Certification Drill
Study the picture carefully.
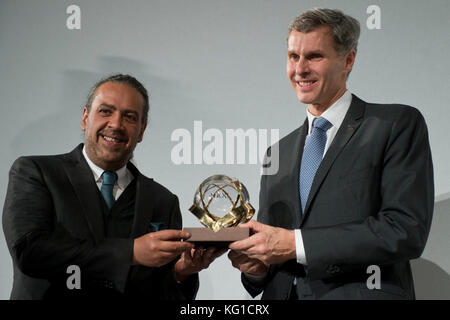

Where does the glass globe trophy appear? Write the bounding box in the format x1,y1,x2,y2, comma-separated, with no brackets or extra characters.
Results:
184,175,255,246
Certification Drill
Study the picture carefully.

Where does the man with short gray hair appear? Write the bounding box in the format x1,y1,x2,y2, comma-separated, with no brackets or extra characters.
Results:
288,8,360,55
228,8,434,300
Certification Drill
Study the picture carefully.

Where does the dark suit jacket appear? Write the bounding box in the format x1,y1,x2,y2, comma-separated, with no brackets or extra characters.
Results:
242,95,434,300
2,144,198,300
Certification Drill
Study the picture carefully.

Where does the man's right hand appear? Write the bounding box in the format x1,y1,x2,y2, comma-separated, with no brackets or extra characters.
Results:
132,230,194,267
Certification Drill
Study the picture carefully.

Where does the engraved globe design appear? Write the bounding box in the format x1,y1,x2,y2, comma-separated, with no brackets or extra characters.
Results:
197,175,244,216
190,175,254,232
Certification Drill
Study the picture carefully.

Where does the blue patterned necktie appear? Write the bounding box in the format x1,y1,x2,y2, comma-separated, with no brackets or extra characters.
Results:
299,117,333,214
101,171,118,209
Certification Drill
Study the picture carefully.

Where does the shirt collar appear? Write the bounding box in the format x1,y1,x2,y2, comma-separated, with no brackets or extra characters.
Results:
82,146,129,189
306,90,352,134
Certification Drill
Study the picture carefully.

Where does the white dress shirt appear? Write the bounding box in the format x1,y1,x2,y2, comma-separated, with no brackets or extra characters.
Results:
295,90,352,265
82,146,134,200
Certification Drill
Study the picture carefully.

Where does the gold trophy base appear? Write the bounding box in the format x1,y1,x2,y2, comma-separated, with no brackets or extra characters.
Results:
183,227,250,247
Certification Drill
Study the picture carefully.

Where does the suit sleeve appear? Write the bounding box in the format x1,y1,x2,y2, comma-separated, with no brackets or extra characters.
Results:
2,157,133,293
301,108,434,280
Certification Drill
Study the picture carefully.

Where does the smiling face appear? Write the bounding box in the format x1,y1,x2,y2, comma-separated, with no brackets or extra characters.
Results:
81,82,147,171
287,25,356,115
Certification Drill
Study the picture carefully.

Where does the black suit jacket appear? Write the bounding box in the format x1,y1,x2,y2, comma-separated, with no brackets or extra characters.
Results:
2,144,198,300
242,95,434,299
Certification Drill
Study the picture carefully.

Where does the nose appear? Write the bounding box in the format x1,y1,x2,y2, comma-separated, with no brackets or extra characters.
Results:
108,111,123,129
295,56,310,77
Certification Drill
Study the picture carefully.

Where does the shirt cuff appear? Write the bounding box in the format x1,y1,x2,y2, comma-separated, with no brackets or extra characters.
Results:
294,229,307,265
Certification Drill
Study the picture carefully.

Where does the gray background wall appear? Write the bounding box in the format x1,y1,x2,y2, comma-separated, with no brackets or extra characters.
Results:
1,0,449,299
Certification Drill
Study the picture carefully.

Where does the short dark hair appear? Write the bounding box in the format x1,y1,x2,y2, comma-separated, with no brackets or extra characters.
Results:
288,8,360,56
85,74,149,123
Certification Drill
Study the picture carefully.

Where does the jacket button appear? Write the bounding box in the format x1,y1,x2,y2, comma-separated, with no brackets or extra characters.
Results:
327,265,341,274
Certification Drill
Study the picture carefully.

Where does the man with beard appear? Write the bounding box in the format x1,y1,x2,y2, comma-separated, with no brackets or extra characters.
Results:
3,74,225,299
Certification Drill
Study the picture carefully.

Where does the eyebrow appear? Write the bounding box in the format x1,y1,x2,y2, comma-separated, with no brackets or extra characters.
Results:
99,103,140,117
287,49,326,58
99,103,117,110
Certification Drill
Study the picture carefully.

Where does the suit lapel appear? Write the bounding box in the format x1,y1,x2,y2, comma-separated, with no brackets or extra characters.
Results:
128,163,157,280
290,119,309,228
63,144,106,243
128,162,156,238
300,95,366,225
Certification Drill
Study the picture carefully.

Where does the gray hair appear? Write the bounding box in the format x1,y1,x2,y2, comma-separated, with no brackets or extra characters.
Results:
85,73,149,124
288,8,360,56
